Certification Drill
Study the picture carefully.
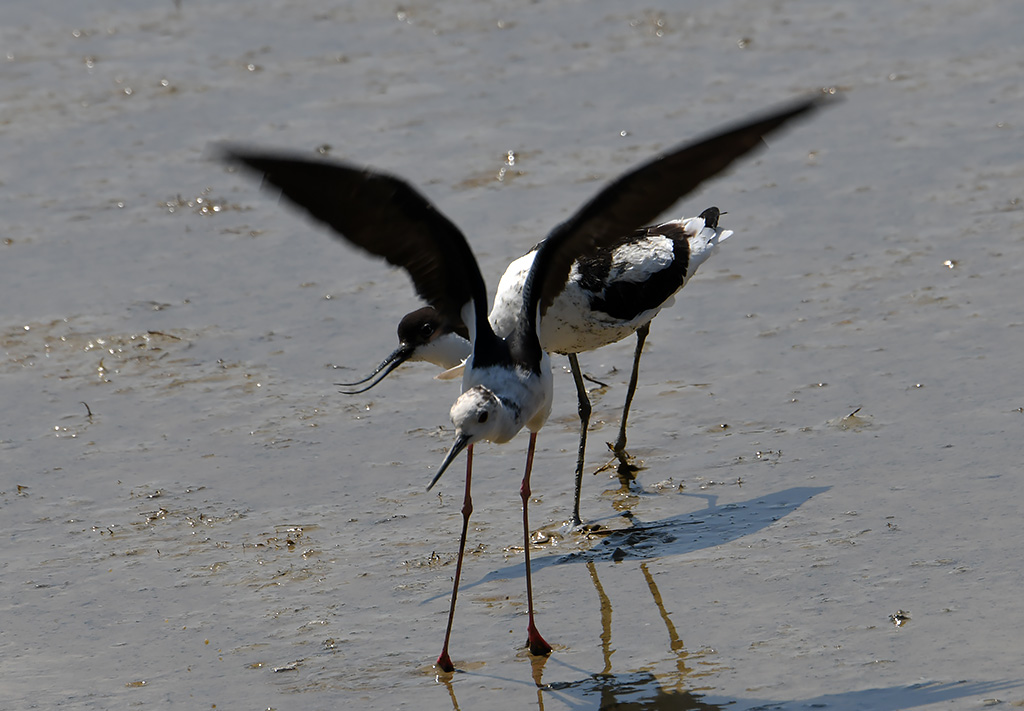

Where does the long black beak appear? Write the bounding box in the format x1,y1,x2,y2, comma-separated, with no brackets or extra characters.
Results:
336,343,413,394
427,432,472,491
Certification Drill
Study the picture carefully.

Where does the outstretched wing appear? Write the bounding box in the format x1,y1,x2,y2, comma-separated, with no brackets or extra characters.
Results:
523,95,831,338
220,150,493,346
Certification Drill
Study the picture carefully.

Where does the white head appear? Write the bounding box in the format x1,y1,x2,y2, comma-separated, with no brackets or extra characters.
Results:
449,385,503,442
426,385,503,490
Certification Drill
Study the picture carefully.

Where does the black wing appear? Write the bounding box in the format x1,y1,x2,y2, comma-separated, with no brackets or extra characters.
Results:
521,95,831,345
219,150,494,348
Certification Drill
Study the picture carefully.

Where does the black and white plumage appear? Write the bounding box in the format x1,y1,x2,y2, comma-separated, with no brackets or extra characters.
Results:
494,207,730,353
337,307,472,394
220,94,825,672
339,207,732,526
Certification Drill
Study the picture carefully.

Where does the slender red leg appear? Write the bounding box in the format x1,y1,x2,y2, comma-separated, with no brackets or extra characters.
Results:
520,432,553,656
436,445,473,673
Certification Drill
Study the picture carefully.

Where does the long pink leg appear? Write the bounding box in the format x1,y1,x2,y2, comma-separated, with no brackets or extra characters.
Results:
520,432,553,656
436,444,473,673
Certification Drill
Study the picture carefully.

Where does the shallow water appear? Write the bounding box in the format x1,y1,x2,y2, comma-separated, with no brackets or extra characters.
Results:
3,1,1024,709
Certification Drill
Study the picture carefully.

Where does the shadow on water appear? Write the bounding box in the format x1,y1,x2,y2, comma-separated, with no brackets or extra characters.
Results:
447,485,830,594
434,557,1019,710
535,679,1022,711
559,485,832,565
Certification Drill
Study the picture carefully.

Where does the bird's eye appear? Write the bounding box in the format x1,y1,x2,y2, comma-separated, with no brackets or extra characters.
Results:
477,412,489,424
420,323,435,338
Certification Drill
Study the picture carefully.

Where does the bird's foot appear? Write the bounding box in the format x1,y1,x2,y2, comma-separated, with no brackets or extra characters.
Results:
435,651,455,673
562,516,602,536
526,623,553,657
595,442,643,482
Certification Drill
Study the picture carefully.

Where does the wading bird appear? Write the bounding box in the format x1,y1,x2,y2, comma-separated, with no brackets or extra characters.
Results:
220,94,825,672
338,206,733,527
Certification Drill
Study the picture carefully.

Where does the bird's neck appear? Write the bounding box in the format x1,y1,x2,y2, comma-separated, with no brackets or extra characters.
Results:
462,361,551,443
414,331,472,369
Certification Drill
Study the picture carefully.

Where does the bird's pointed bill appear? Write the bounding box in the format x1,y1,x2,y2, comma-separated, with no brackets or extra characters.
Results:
427,432,472,490
336,343,415,394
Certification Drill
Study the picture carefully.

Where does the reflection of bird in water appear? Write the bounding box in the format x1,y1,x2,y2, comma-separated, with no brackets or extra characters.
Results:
337,208,733,527
221,95,826,672
539,560,724,710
